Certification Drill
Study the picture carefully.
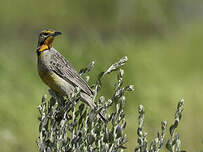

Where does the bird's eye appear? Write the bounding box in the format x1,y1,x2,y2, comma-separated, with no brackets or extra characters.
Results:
43,33,49,36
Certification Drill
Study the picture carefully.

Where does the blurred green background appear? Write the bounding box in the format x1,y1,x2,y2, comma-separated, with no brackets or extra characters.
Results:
0,0,203,151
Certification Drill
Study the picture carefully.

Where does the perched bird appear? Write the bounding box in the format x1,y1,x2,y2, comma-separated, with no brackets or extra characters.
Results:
36,29,106,123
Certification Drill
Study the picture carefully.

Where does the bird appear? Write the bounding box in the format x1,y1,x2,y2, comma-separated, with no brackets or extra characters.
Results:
36,29,107,123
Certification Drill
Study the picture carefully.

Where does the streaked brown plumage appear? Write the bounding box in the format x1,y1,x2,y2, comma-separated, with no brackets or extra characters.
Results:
37,29,106,123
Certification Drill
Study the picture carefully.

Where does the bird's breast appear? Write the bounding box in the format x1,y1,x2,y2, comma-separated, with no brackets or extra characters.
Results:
38,67,74,96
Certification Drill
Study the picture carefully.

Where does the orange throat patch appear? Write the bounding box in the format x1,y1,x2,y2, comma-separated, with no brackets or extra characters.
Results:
39,36,55,52
39,44,49,52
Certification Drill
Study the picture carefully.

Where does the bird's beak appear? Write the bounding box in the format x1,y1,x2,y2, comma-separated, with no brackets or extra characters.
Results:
50,31,62,37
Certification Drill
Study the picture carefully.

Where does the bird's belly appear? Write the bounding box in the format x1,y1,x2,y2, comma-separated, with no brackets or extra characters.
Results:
38,70,74,96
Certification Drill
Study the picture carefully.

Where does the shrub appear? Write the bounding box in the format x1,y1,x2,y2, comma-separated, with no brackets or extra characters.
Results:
36,56,185,152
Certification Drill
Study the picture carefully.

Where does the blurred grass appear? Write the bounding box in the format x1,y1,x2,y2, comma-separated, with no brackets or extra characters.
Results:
0,0,203,151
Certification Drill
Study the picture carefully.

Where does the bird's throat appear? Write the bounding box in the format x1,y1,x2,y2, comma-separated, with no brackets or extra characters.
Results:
39,37,55,52
39,44,49,52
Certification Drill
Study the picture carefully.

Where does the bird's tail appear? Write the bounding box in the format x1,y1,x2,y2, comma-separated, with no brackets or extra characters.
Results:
80,92,108,124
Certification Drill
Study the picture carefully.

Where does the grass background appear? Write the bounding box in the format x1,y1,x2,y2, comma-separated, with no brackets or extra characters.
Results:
0,0,203,151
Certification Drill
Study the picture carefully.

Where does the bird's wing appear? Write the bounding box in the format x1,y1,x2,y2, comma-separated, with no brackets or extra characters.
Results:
49,48,94,96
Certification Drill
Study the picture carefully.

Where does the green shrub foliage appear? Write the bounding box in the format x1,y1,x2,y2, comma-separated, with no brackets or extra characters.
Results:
37,56,185,152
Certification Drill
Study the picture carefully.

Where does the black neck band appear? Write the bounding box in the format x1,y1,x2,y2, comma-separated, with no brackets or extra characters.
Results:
36,48,49,56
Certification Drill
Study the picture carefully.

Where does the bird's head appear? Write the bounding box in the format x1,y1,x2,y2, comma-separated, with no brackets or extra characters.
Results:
37,29,62,54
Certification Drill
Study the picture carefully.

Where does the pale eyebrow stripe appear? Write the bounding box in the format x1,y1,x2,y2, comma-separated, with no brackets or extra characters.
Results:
44,30,54,34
